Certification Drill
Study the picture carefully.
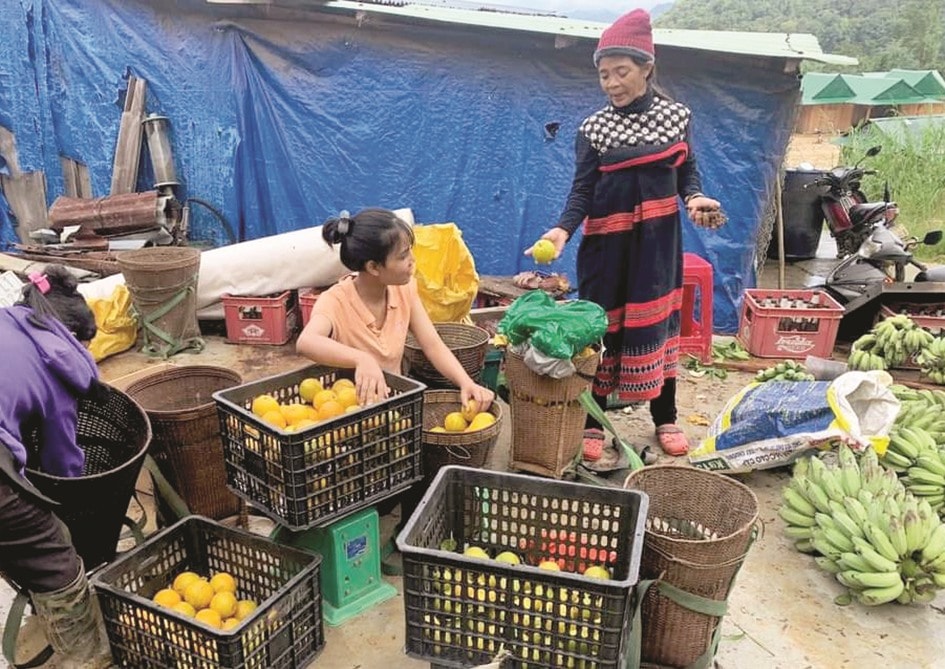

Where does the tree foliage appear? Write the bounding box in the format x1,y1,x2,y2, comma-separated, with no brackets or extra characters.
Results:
655,0,945,74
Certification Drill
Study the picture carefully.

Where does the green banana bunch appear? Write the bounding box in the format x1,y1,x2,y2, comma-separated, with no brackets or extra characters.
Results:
850,315,930,371
903,448,945,515
780,445,945,605
916,336,945,385
754,359,815,383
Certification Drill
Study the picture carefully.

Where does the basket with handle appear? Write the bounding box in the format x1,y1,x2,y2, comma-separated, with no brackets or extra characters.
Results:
125,365,244,521
403,322,489,388
623,466,759,668
504,347,599,478
419,389,503,474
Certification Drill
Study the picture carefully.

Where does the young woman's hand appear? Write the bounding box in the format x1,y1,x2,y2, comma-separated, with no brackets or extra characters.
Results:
354,353,390,406
524,227,569,260
460,382,494,414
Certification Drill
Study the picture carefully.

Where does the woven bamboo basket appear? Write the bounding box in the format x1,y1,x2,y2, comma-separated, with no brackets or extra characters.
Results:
117,246,202,358
125,365,243,520
420,390,503,475
623,466,759,668
404,323,489,388
504,348,599,478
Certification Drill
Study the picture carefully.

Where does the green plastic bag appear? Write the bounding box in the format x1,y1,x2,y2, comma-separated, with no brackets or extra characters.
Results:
497,291,607,359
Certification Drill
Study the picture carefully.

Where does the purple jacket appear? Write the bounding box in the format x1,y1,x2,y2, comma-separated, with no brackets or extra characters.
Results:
0,305,98,478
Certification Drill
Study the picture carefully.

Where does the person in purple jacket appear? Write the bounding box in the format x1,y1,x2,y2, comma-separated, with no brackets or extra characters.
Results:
0,265,109,664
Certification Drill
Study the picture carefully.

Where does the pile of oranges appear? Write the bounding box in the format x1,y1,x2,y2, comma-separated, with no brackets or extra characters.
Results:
250,377,360,431
151,571,258,631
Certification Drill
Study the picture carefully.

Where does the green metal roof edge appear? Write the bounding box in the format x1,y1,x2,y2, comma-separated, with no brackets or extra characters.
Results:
206,0,858,65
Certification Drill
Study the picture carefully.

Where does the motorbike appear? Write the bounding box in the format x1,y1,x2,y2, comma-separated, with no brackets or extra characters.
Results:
805,145,886,258
817,223,944,305
799,144,944,305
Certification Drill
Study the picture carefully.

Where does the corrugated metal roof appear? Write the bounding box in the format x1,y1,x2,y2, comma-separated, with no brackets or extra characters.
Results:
801,72,932,106
207,0,857,65
863,69,945,98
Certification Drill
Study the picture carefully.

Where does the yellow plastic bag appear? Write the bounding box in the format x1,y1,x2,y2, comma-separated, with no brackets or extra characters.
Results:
86,284,138,362
413,223,479,322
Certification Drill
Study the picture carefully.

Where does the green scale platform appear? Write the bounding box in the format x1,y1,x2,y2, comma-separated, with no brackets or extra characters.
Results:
272,507,397,626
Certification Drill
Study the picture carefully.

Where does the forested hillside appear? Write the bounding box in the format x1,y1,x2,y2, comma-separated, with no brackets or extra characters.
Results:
655,0,945,73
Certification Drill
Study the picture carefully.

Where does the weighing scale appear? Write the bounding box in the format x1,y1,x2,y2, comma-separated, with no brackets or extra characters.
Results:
271,506,397,626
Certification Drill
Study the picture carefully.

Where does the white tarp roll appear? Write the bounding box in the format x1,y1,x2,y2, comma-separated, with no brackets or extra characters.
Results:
77,209,415,319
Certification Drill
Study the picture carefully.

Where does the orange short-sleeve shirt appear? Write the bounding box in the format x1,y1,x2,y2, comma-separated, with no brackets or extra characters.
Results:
311,275,416,373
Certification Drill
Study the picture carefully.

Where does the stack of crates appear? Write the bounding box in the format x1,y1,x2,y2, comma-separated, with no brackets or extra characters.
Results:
212,364,425,530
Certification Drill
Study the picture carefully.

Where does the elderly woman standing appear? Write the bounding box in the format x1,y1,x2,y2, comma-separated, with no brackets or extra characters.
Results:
528,8,724,456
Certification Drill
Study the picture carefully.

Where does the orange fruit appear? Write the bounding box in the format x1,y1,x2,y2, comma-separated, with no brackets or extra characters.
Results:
298,378,323,403
234,600,258,621
335,387,358,409
153,588,181,608
172,571,202,597
251,394,280,418
443,412,467,432
294,418,318,431
171,601,196,618
222,617,241,631
184,580,215,610
261,410,287,429
344,404,361,414
209,591,238,619
195,608,223,629
209,572,237,594
280,403,310,426
317,400,345,421
331,378,355,393
312,389,338,409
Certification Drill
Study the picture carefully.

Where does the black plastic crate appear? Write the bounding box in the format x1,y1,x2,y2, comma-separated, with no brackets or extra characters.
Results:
213,364,425,530
93,516,323,669
396,466,648,668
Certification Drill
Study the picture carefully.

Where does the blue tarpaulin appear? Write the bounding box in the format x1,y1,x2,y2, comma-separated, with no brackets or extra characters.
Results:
0,0,797,332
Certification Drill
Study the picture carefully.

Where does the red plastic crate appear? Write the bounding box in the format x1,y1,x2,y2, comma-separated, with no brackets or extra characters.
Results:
298,287,323,328
737,289,843,359
222,291,299,345
879,302,945,336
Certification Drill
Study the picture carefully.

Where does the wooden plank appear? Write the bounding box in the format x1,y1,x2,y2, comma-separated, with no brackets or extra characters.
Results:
61,156,78,197
76,162,92,198
59,157,93,198
0,171,49,243
109,76,147,195
0,125,20,177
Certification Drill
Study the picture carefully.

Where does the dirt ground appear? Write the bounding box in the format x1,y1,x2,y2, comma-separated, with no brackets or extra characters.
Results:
784,133,842,170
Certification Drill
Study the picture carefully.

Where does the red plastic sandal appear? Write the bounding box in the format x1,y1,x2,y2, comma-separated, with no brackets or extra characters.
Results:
655,424,690,456
582,429,606,461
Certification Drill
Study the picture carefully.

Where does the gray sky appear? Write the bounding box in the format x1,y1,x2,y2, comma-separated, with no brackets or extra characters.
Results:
475,1,664,22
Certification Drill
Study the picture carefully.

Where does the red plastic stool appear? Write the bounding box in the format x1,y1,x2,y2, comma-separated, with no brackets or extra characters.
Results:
680,253,714,363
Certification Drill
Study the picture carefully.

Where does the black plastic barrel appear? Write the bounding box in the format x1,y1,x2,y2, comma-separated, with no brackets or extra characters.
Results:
768,169,827,260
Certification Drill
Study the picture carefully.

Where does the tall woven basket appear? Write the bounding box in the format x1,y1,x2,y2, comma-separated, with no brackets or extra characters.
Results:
504,348,598,478
117,246,203,358
404,323,489,388
420,389,503,476
125,365,243,521
623,466,759,668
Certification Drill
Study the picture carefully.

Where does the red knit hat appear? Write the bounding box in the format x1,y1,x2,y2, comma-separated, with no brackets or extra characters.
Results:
594,9,655,66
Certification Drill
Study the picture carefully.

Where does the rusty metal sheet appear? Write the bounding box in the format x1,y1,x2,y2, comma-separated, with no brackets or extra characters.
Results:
48,191,162,235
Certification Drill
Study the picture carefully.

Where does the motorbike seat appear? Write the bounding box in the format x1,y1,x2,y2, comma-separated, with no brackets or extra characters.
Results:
849,202,890,228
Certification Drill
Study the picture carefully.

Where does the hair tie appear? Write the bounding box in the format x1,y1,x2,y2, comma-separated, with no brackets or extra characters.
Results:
28,272,50,295
337,210,352,236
